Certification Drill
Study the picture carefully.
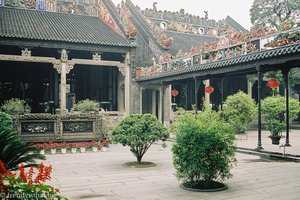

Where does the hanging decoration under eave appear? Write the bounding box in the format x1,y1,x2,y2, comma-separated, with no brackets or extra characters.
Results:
205,86,214,94
267,79,280,96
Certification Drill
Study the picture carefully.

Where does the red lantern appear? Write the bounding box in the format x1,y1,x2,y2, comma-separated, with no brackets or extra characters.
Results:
267,79,280,89
205,86,214,94
171,89,179,97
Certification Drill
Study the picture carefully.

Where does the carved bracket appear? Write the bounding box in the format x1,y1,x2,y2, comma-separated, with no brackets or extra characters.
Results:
53,61,74,74
118,66,126,77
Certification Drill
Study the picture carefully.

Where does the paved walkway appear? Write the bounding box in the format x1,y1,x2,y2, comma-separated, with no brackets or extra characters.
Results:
236,129,300,157
46,129,300,200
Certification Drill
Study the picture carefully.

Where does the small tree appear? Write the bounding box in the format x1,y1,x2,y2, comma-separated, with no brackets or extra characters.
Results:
172,108,236,190
223,91,257,133
111,114,168,164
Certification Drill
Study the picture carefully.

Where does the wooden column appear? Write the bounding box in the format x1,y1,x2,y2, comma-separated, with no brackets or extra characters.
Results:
256,67,263,150
282,69,291,146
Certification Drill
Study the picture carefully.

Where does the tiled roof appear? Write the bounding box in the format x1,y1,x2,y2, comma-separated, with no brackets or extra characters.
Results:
225,16,248,33
136,43,300,82
0,7,135,47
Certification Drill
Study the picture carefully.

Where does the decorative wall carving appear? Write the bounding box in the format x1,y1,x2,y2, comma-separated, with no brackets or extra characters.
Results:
63,121,93,133
21,48,31,57
92,53,102,61
21,122,54,134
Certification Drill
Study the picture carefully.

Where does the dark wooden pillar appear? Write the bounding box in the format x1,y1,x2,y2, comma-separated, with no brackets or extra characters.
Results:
256,67,263,150
282,69,291,146
161,82,165,124
194,77,199,114
217,78,224,113
182,83,188,110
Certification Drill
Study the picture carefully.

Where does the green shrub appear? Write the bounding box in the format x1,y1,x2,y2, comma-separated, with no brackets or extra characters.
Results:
261,95,300,121
74,99,101,112
1,98,31,115
172,108,236,186
223,91,257,133
262,95,300,136
111,114,169,164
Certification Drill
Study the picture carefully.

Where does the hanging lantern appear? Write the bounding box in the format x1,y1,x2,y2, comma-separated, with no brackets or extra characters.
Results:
205,86,214,94
171,89,179,97
267,79,280,89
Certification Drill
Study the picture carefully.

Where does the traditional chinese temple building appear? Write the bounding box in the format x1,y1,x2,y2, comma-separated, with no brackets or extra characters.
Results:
2,0,298,142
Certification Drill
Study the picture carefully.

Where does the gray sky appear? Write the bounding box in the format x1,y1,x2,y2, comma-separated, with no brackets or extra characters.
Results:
111,0,254,30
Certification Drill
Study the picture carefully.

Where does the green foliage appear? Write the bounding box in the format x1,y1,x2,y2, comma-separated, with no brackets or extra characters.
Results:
223,91,257,133
0,112,13,130
266,119,285,136
74,99,101,112
1,98,31,115
250,0,300,30
172,109,236,184
261,95,300,121
2,176,68,200
111,114,169,164
262,95,300,136
0,112,45,170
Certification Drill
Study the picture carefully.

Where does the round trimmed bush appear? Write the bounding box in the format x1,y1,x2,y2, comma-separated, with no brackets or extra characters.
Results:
172,109,236,190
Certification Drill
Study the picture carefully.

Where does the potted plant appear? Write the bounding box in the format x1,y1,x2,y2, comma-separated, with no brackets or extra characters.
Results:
90,140,102,152
101,140,110,152
266,119,285,144
79,142,88,153
69,143,78,153
172,107,236,191
48,142,59,155
262,95,300,145
59,142,69,154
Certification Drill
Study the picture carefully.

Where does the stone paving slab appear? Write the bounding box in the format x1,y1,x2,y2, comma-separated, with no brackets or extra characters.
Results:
46,141,300,200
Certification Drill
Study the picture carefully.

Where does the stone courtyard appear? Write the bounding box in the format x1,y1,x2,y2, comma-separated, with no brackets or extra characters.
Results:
47,130,300,200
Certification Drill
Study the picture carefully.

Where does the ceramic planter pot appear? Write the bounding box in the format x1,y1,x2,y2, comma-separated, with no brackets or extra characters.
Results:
61,148,67,154
50,148,57,155
92,146,98,152
80,147,86,153
71,148,77,153
270,135,281,145
40,149,45,155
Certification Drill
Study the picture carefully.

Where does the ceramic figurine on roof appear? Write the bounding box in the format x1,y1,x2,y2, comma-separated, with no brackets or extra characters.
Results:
119,0,138,38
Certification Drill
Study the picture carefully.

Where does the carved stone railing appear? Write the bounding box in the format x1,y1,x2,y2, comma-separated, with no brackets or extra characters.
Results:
12,113,105,142
12,111,126,142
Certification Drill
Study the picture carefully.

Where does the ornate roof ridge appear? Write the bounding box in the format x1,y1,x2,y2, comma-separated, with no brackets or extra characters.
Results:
140,4,219,28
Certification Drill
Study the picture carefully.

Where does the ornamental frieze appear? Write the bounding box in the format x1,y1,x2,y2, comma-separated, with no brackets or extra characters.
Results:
21,122,54,134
